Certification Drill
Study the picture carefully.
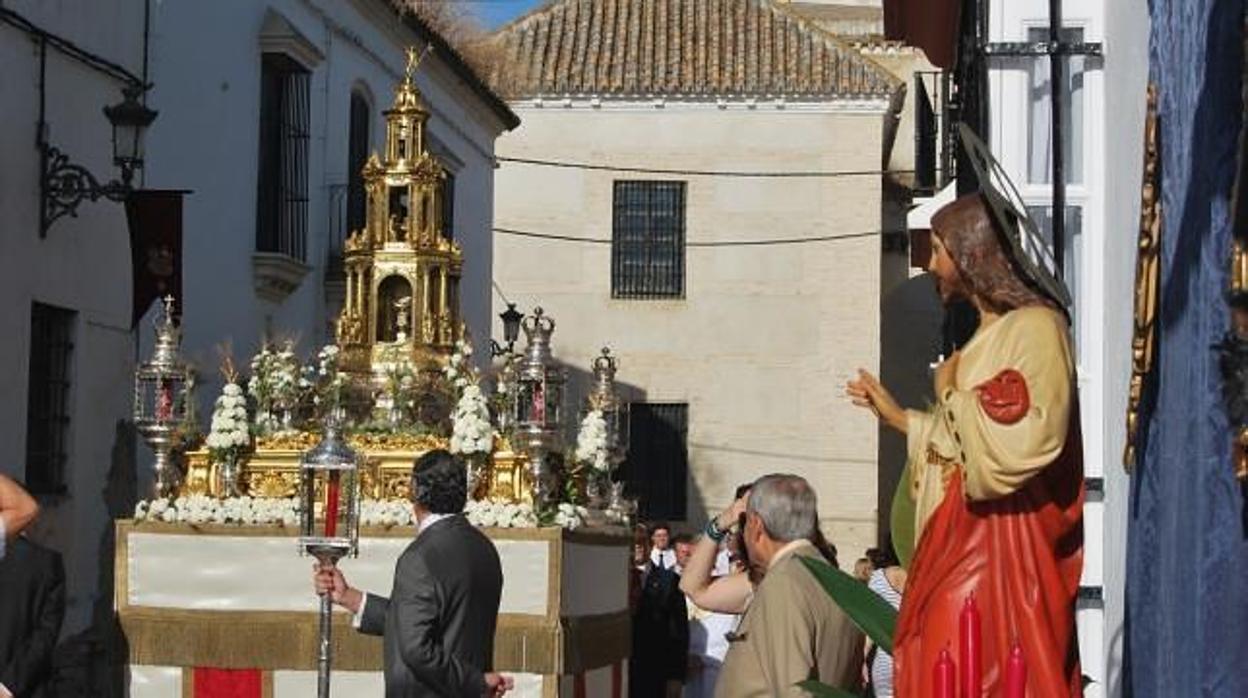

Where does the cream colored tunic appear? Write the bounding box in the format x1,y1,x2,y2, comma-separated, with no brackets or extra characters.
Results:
903,306,1074,539
715,541,864,697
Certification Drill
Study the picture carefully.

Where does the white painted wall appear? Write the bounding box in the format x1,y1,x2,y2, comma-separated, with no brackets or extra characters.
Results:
1099,5,1150,696
0,0,147,639
493,99,894,561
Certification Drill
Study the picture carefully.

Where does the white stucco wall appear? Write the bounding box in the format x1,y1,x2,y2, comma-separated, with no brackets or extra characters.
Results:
493,100,891,560
0,0,147,638
1100,5,1150,696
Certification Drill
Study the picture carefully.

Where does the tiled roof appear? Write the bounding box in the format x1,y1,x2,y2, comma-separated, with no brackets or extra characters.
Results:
486,0,901,99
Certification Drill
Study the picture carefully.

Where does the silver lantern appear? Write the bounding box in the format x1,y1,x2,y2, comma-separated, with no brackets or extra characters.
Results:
512,307,566,505
133,296,192,498
298,416,362,698
585,347,629,507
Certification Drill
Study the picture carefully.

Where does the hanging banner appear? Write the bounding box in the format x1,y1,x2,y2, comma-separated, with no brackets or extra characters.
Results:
125,189,189,327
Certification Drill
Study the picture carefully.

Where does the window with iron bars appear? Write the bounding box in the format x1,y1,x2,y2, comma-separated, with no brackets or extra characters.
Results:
256,53,310,261
25,302,75,495
621,403,688,521
612,181,686,299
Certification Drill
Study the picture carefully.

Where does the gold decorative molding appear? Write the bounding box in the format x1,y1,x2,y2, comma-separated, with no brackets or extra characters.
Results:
1124,83,1162,471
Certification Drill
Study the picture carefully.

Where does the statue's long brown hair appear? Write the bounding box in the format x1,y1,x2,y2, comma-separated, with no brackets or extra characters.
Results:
931,194,1055,314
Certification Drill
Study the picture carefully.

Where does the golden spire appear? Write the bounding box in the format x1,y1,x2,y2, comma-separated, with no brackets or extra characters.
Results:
391,45,432,115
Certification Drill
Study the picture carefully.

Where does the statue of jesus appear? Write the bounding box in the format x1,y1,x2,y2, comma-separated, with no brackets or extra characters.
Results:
847,192,1084,697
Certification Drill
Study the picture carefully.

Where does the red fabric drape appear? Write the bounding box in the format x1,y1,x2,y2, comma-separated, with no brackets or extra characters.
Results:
883,0,962,69
193,668,262,698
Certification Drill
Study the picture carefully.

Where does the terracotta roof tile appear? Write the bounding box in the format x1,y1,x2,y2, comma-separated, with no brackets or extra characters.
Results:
487,0,899,99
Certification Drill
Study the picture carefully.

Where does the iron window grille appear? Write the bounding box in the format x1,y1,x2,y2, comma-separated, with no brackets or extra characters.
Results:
256,53,310,262
622,402,689,521
612,181,686,299
25,302,75,495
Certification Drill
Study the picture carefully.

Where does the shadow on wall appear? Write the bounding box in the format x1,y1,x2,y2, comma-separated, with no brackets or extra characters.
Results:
877,272,944,550
48,419,138,698
556,364,700,527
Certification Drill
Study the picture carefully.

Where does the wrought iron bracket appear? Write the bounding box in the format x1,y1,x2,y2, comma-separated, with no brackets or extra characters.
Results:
39,143,133,237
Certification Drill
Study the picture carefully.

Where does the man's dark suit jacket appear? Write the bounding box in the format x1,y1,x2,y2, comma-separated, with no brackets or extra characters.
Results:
0,537,65,698
359,515,503,698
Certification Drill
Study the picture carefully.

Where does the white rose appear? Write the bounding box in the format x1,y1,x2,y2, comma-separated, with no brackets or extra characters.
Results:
160,508,177,523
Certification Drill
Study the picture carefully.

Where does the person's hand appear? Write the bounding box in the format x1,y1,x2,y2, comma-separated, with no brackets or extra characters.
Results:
0,682,12,698
846,369,907,434
484,673,514,697
934,351,961,396
313,562,363,613
715,494,748,531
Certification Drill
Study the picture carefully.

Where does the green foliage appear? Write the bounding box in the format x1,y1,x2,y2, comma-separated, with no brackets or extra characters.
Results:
797,556,898,654
794,681,862,698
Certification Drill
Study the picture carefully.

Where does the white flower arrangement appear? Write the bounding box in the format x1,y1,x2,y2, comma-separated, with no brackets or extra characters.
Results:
303,344,345,413
450,384,495,456
575,409,612,473
131,496,588,530
442,339,476,397
206,382,251,464
464,500,538,528
248,342,302,433
359,499,416,527
133,495,300,526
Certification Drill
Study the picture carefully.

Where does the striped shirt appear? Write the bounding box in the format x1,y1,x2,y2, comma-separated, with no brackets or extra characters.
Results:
867,568,903,697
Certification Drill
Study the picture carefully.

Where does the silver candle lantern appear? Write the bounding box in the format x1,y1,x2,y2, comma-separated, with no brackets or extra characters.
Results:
512,307,566,505
298,416,361,698
585,347,629,507
133,296,192,498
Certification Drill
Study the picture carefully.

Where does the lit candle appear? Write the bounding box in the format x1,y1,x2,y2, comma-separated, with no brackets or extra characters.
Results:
934,648,956,698
1004,641,1027,698
324,471,341,538
960,594,982,698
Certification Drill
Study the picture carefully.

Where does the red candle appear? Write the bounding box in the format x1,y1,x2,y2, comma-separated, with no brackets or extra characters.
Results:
324,472,341,538
934,648,956,698
960,594,982,698
1004,641,1027,698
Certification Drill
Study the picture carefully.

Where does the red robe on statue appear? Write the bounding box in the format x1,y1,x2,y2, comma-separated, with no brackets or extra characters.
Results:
892,307,1084,697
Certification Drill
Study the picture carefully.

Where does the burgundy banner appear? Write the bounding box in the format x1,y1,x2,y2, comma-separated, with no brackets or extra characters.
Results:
125,189,188,327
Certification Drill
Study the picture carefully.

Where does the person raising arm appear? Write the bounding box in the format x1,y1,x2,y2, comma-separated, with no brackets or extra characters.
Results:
0,475,38,560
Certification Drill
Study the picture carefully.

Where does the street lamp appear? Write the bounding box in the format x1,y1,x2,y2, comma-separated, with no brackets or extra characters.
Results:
40,84,158,236
490,302,525,357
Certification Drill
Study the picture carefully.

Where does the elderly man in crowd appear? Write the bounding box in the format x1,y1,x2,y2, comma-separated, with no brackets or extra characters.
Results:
716,474,863,697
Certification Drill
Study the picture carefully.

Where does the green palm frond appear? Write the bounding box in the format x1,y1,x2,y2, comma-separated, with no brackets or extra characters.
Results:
795,680,863,697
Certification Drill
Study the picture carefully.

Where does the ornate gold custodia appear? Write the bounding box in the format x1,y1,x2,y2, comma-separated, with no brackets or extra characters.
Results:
337,46,463,385
1124,84,1162,471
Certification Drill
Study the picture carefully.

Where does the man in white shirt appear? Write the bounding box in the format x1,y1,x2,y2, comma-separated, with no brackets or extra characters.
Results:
650,522,677,570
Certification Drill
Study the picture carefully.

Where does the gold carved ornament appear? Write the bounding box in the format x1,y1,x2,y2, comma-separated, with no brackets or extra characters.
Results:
1124,84,1162,472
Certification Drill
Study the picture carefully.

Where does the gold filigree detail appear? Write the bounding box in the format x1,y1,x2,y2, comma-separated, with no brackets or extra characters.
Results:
257,431,321,451
246,469,300,499
1124,84,1162,471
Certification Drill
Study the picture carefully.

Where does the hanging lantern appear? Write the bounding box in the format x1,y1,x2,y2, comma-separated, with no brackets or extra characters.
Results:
298,415,362,698
133,296,192,498
512,307,566,504
588,347,629,466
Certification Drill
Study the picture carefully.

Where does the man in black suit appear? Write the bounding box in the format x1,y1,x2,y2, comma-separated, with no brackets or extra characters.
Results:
0,476,64,698
314,450,511,697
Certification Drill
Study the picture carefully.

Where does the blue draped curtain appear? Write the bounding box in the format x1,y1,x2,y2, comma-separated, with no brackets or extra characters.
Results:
1126,0,1248,696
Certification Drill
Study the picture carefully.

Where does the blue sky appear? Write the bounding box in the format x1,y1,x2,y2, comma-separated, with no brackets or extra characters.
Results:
462,0,545,29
